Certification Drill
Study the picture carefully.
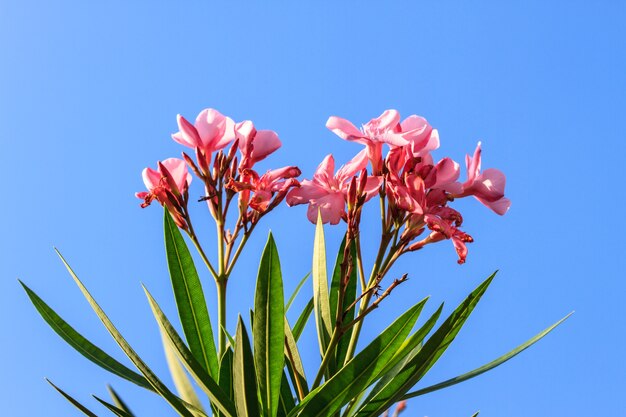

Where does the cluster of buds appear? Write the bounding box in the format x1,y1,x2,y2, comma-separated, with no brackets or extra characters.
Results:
137,108,301,239
226,166,301,227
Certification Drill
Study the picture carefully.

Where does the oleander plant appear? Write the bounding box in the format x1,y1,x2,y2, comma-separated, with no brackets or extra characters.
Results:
22,108,570,417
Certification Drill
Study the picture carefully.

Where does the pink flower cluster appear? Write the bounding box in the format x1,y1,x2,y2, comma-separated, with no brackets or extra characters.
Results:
287,110,510,264
136,107,508,264
136,109,300,229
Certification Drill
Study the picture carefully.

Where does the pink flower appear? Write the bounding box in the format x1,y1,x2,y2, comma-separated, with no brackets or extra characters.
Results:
455,142,511,215
172,108,235,154
136,158,192,228
236,120,282,169
287,150,382,224
326,110,409,173
226,166,300,213
425,214,474,264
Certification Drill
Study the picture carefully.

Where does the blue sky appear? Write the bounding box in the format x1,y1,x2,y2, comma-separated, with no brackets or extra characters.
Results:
1,1,625,416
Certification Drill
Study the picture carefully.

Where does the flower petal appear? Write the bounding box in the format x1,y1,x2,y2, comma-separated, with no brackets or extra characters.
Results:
161,158,191,191
368,109,400,132
142,167,162,190
286,180,328,206
313,154,335,185
363,176,383,201
326,116,366,142
172,114,201,148
307,192,345,225
251,130,281,162
336,149,369,183
476,196,511,215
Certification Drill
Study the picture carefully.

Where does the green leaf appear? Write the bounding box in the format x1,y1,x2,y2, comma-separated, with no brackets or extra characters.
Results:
471,412,480,417
278,371,296,417
254,233,285,417
160,323,206,414
329,237,358,370
286,272,310,312
312,214,333,358
347,303,441,417
54,251,194,417
372,301,440,384
284,317,309,399
233,317,261,417
20,281,151,391
93,395,134,417
292,297,314,341
293,301,426,417
164,211,219,378
221,325,237,350
402,312,573,399
217,349,234,417
46,379,97,417
107,385,135,417
353,273,496,417
144,287,237,417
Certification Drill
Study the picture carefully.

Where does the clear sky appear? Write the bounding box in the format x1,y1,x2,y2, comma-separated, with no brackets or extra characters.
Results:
1,1,625,416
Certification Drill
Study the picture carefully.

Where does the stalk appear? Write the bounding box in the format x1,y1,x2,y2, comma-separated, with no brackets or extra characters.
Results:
216,278,228,356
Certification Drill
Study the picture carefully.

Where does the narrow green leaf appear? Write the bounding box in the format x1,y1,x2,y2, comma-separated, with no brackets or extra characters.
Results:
254,233,285,417
221,325,236,350
347,304,442,417
93,395,133,417
402,312,573,399
312,214,333,358
144,287,237,417
354,273,496,417
160,324,206,414
233,317,261,417
372,301,440,384
292,297,314,341
284,317,309,398
20,281,151,391
293,301,425,417
217,349,234,417
107,385,135,417
286,272,310,312
278,371,296,417
471,412,480,417
164,211,219,378
54,251,194,417
46,379,97,417
329,237,358,370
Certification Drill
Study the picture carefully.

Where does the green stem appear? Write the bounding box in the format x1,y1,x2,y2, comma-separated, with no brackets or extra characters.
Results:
186,230,219,281
342,230,394,365
217,221,225,276
311,329,342,389
216,279,228,357
225,228,253,278
355,235,367,293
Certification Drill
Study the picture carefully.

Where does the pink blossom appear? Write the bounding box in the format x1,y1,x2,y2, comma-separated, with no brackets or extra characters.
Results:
455,142,511,215
172,108,235,154
235,120,281,169
425,214,474,264
326,110,409,172
226,166,300,213
287,150,382,224
136,158,192,228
